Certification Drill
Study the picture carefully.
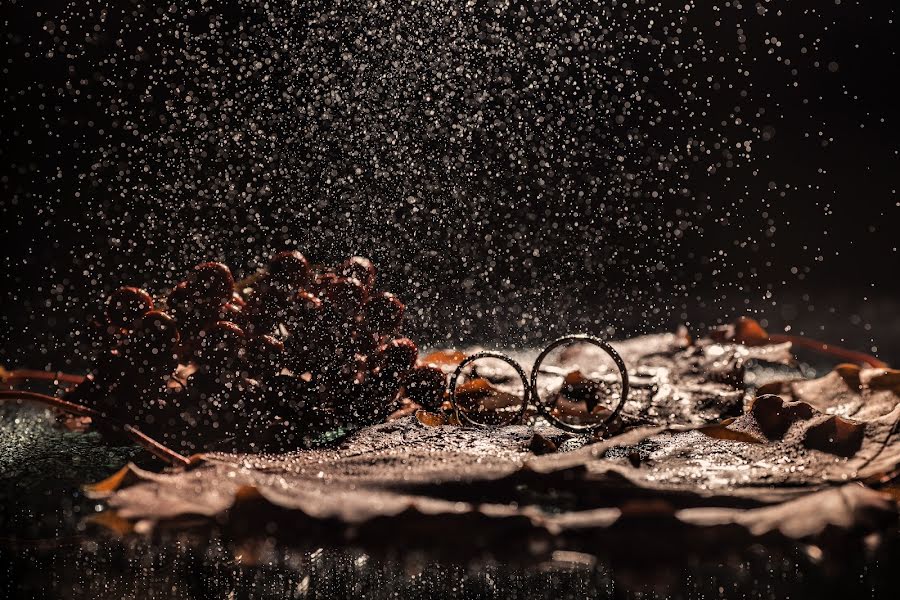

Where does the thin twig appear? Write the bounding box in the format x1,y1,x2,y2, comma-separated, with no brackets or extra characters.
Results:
769,333,888,369
0,390,100,418
0,390,190,467
1,369,85,386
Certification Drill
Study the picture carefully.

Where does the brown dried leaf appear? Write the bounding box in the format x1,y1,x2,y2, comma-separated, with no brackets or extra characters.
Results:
679,484,897,540
94,414,899,559
522,389,900,504
530,323,794,426
415,409,447,427
696,419,763,444
92,325,900,558
420,349,468,371
759,364,900,420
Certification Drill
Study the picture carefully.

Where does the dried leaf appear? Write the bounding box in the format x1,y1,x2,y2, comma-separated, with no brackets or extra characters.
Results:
696,419,763,444
94,414,900,559
420,349,468,371
759,364,900,420
91,324,900,558
415,409,451,427
678,484,897,541
527,432,558,455
529,323,794,426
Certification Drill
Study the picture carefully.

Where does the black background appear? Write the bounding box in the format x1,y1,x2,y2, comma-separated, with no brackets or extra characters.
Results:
2,1,898,369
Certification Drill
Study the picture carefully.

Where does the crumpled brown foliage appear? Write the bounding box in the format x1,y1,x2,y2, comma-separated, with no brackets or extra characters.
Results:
89,322,900,560
538,327,795,426
442,325,795,429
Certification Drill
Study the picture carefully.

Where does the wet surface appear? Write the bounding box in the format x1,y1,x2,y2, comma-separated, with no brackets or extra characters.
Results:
6,537,900,600
4,338,900,599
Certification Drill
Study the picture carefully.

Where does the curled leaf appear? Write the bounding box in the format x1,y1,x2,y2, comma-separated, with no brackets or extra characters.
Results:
420,349,467,371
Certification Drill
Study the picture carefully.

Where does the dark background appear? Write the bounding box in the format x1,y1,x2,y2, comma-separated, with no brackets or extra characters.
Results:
2,0,898,370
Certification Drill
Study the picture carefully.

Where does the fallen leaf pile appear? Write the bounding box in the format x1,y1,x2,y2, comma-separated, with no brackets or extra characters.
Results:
87,320,900,562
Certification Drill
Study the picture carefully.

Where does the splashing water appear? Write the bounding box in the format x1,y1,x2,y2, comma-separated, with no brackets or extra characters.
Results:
2,2,898,366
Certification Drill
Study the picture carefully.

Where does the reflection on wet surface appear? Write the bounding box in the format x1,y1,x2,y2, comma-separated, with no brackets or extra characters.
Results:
7,538,898,600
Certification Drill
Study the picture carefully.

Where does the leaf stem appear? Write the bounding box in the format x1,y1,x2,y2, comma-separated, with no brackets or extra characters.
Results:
0,390,190,467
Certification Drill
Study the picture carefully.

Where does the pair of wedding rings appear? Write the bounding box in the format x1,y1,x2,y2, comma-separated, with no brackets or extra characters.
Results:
447,334,630,434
